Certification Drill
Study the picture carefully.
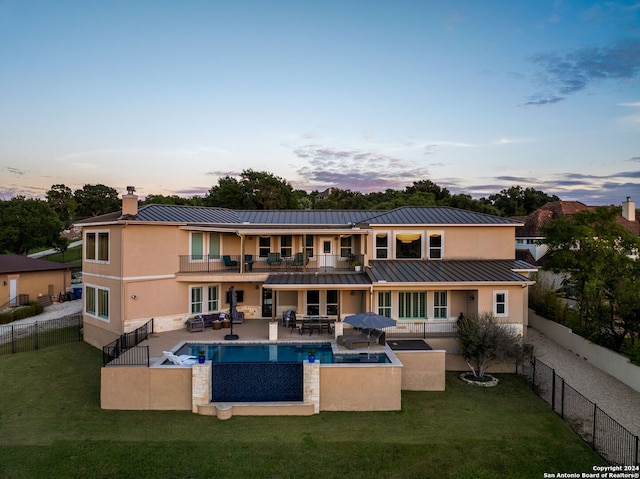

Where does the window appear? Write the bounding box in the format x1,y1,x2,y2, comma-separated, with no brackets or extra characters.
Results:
208,233,220,259
259,237,271,258
304,235,314,258
396,233,422,258
85,231,109,262
428,231,443,259
191,287,203,314
399,292,427,319
378,291,392,318
86,233,96,260
326,290,338,316
340,236,352,258
85,285,109,321
375,233,388,259
434,291,448,319
494,291,508,317
191,233,203,260
207,286,219,312
280,235,292,258
306,290,320,316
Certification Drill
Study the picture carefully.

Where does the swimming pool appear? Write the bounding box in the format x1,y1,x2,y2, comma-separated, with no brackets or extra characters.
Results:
175,342,391,364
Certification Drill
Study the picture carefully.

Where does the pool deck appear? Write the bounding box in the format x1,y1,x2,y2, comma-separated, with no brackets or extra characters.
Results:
142,319,387,362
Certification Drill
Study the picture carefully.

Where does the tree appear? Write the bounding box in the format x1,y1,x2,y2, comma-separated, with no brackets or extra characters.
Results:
205,170,298,210
46,184,77,229
73,184,120,219
0,197,63,254
485,186,559,216
542,206,640,351
456,312,523,379
204,176,246,208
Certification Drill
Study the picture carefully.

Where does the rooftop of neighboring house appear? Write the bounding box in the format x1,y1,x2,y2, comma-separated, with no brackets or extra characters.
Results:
0,254,72,274
514,199,640,238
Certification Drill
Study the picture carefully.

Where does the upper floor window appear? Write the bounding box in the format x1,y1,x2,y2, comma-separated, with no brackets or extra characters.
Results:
259,237,271,258
375,233,388,259
304,235,314,258
494,291,508,317
428,231,443,259
280,235,292,258
209,233,220,258
191,232,204,260
340,236,352,258
396,233,422,259
85,231,109,262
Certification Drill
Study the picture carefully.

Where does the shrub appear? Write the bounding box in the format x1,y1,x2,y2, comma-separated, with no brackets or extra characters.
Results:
456,312,523,378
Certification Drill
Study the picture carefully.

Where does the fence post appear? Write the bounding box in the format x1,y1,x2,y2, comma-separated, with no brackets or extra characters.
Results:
592,404,597,448
560,378,565,419
551,368,556,412
635,434,638,466
34,321,39,350
532,356,536,390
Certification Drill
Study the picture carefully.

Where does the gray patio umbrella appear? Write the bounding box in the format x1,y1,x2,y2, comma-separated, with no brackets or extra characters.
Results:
343,312,397,358
343,312,397,330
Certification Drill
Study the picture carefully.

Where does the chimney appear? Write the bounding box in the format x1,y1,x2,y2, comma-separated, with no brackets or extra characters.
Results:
622,197,635,222
122,186,138,216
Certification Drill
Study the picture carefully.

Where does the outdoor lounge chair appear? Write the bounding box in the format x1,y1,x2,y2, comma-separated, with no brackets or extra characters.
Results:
343,329,385,350
337,329,371,346
291,252,309,268
267,252,282,267
223,255,238,269
162,351,197,366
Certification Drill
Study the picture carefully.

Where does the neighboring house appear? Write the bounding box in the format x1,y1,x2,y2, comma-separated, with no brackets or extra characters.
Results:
77,190,536,350
0,254,72,307
514,197,639,264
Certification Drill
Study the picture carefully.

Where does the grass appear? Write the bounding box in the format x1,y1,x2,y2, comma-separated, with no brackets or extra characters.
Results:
0,343,604,478
41,246,83,268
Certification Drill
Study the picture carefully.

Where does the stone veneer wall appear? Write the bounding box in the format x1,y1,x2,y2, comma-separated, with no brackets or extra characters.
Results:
303,360,320,413
192,362,212,412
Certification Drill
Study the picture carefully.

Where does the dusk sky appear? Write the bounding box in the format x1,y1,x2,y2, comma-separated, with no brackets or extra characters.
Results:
1,1,639,205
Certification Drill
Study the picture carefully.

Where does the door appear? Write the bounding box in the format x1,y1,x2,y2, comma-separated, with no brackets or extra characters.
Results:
318,238,336,268
9,279,17,307
261,288,273,318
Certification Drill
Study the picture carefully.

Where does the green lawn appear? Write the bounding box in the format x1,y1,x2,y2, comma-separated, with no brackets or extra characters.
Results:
39,245,83,269
0,343,603,478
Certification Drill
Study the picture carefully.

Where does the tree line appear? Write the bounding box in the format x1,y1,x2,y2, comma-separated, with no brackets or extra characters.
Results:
0,170,560,255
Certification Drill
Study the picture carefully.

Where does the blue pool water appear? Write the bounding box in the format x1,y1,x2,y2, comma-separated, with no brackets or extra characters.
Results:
175,342,390,364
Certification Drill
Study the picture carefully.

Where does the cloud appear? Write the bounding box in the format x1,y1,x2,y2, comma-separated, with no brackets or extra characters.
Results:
525,38,640,105
2,166,26,177
630,157,640,162
292,144,430,192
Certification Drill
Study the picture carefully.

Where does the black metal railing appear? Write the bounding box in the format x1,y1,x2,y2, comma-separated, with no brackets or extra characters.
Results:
102,319,154,367
0,294,30,310
520,356,639,465
178,253,365,274
0,313,83,355
385,321,458,338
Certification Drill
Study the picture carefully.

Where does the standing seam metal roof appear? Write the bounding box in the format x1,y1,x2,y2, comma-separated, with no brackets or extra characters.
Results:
367,260,534,283
364,206,520,225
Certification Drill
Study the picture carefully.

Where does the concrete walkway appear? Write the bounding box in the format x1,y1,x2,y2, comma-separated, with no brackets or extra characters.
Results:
526,326,640,437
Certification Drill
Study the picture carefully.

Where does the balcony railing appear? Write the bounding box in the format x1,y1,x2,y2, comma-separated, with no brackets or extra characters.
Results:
178,254,364,274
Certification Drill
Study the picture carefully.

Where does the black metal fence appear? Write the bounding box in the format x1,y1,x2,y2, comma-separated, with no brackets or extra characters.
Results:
0,314,83,355
102,319,154,367
385,321,457,338
520,356,639,465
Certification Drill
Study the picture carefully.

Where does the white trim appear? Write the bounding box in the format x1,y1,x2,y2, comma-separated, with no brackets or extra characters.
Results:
82,272,177,281
493,290,508,317
84,282,110,323
427,230,444,260
85,230,110,264
393,230,423,259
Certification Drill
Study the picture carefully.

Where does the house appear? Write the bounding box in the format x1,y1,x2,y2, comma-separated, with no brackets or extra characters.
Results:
77,190,536,351
0,254,73,307
514,197,639,264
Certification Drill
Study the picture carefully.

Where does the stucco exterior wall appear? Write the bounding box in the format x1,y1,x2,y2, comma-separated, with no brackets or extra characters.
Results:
1,269,71,304
319,365,402,411
395,350,446,390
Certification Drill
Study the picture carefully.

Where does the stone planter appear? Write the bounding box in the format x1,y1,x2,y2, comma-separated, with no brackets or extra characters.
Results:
459,372,499,387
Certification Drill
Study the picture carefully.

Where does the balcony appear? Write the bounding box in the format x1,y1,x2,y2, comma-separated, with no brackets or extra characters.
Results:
178,254,364,274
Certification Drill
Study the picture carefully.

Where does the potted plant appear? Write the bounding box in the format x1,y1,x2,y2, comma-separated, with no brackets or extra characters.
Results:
198,349,206,364
307,349,316,363
353,261,362,272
